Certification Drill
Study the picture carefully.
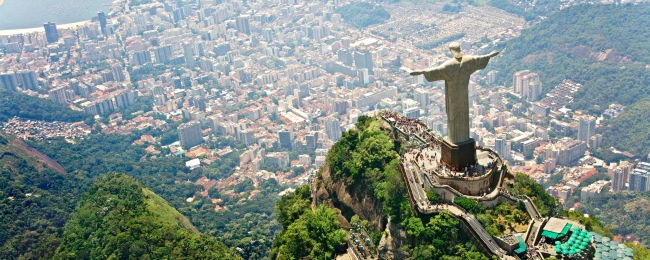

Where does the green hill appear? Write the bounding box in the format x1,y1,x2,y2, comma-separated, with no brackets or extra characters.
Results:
335,2,390,28
0,133,79,259
578,191,650,248
600,99,650,157
0,90,88,122
53,172,241,260
273,116,491,259
492,3,650,111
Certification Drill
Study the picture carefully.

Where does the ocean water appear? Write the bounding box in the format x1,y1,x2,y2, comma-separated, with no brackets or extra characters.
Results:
0,0,114,30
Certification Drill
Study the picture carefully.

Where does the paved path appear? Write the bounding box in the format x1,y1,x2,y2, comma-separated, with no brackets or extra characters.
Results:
399,161,507,257
384,113,541,258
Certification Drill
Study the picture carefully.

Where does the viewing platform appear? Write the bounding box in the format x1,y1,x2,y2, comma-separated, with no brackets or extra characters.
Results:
381,111,504,196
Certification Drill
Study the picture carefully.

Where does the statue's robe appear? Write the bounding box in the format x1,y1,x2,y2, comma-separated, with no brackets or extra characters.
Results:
423,55,491,144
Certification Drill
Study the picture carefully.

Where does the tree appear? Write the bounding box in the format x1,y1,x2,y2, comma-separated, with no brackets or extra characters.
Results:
275,185,311,229
404,217,425,237
523,149,534,160
455,197,486,214
426,190,440,202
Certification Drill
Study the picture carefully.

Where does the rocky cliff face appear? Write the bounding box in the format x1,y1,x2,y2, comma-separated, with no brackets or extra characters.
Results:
315,163,385,232
315,162,409,259
377,219,410,260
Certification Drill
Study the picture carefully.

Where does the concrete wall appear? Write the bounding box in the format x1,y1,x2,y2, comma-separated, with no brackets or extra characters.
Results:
477,194,518,208
432,166,503,196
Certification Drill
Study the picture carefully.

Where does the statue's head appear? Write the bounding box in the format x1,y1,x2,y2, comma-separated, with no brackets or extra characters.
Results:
449,42,463,59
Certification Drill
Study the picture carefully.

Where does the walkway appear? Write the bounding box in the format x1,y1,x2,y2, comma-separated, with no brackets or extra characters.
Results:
463,213,508,256
399,161,507,257
523,197,542,219
383,112,541,259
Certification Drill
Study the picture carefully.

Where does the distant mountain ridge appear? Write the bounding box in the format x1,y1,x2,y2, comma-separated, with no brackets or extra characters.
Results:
492,3,650,111
491,3,650,157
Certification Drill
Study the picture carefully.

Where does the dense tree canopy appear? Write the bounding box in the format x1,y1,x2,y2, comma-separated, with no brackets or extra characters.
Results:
600,99,650,157
272,185,347,259
335,2,390,28
53,172,240,259
0,90,88,122
508,173,559,217
26,129,282,259
455,197,486,214
326,116,410,222
578,191,650,247
404,211,491,260
0,134,80,259
491,4,650,111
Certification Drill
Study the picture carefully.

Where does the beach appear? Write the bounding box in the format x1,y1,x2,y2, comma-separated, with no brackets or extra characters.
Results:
0,20,91,36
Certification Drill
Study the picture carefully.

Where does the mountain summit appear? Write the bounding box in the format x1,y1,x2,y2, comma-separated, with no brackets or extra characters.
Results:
53,172,241,260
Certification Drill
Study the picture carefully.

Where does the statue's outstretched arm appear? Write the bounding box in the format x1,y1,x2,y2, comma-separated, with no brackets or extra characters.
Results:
410,66,447,82
467,51,500,72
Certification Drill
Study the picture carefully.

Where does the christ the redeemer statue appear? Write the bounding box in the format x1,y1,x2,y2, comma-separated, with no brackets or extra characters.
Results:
411,42,499,144
410,42,498,170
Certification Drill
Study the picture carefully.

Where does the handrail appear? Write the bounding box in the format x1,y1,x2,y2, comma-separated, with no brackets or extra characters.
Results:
381,113,519,258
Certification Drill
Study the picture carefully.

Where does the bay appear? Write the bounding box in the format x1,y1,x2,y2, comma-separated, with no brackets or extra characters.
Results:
0,0,114,30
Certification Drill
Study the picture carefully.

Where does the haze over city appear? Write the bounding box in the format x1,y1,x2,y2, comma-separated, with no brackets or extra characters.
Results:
1,0,649,259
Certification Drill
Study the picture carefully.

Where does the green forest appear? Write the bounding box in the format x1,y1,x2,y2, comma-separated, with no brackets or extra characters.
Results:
600,99,650,157
0,133,78,259
402,211,492,259
326,116,410,222
508,173,559,217
578,191,650,247
335,2,391,28
0,131,250,259
491,4,650,111
0,90,88,122
320,116,492,258
271,185,347,259
53,172,240,259
21,128,283,259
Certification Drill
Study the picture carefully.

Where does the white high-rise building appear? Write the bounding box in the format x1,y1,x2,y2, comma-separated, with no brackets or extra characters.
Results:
49,87,67,104
487,70,498,86
178,121,203,150
17,70,38,90
414,88,430,109
183,42,195,68
527,80,543,101
578,115,596,142
323,116,341,142
111,63,126,82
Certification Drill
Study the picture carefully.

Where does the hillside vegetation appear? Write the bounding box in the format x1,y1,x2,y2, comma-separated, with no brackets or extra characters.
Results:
53,172,240,260
0,90,88,122
508,173,559,217
0,133,79,259
325,116,408,222
600,99,650,157
271,185,347,259
335,2,390,28
492,4,650,111
578,191,650,248
29,129,282,258
306,116,491,258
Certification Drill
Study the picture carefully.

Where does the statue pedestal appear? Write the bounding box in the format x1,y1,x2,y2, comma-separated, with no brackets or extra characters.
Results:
441,138,476,170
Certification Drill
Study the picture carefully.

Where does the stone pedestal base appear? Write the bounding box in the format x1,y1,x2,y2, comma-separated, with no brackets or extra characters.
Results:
441,138,477,171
